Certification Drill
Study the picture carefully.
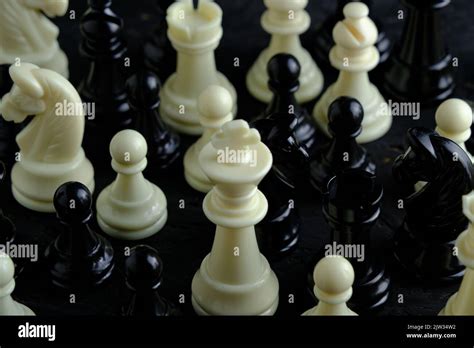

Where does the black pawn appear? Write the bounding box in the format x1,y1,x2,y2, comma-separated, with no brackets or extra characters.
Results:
252,112,310,259
124,245,180,316
126,70,180,169
313,0,391,67
78,0,132,134
45,182,115,290
308,170,391,313
383,0,455,103
310,97,376,192
0,162,15,246
259,54,317,153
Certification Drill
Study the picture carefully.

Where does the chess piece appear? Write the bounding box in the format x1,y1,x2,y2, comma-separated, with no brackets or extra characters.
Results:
435,99,474,162
310,97,376,192
0,65,16,163
313,0,391,67
302,255,357,316
440,192,474,315
97,130,168,240
191,120,279,315
247,0,323,104
0,0,69,77
143,0,176,78
127,69,180,169
184,85,233,193
0,63,95,213
393,127,474,280
0,252,34,315
0,162,15,246
79,0,132,133
252,112,310,258
257,54,317,152
383,0,455,103
45,182,114,290
160,0,237,135
313,2,392,144
124,245,181,316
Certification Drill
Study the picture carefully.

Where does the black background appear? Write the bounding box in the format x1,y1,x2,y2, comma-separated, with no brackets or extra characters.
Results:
2,0,474,323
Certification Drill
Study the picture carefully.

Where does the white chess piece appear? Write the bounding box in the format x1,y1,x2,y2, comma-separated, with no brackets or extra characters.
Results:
246,0,323,103
97,129,168,240
0,63,94,212
191,120,279,315
0,252,34,316
184,85,233,193
160,0,237,135
302,255,358,316
436,98,474,162
0,0,69,78
440,191,474,315
313,2,391,143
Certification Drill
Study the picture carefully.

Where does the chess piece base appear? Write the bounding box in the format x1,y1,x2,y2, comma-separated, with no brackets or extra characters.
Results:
160,74,237,135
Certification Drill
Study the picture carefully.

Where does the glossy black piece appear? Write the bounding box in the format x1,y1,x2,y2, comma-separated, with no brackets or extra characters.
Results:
393,128,474,281
124,245,180,316
143,0,176,79
383,0,455,103
78,0,132,134
45,182,115,290
313,0,391,66
308,170,391,313
257,54,317,153
252,112,310,259
0,162,15,246
126,70,180,169
310,97,376,192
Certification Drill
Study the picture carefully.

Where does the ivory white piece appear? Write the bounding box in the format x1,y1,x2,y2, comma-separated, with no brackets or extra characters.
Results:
0,63,94,212
302,255,358,316
160,0,237,135
97,129,168,240
313,2,392,144
246,0,323,103
436,98,474,162
191,120,279,315
184,85,233,192
440,192,474,315
0,0,69,78
0,252,34,316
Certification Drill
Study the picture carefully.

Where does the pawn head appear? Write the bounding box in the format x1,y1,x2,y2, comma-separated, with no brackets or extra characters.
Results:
328,97,364,137
125,245,163,291
267,54,301,91
110,130,148,166
0,252,14,289
314,255,354,296
197,85,233,127
127,70,161,110
435,98,473,141
54,182,93,224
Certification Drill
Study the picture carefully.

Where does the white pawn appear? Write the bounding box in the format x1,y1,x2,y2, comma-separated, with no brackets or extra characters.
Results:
247,0,323,103
0,252,34,316
184,85,233,193
302,255,358,316
440,191,474,315
313,2,392,143
436,98,474,162
97,130,168,240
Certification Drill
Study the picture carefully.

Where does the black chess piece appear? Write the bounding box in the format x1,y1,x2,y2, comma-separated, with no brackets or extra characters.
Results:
313,0,391,66
0,162,15,246
257,54,317,153
45,182,115,290
310,97,376,192
252,112,310,259
126,70,180,169
383,0,455,104
143,0,176,79
307,169,391,313
393,128,474,281
124,245,180,316
0,64,16,163
79,0,132,134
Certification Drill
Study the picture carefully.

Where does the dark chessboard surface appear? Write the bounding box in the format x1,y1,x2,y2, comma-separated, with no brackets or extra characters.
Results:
2,0,474,319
